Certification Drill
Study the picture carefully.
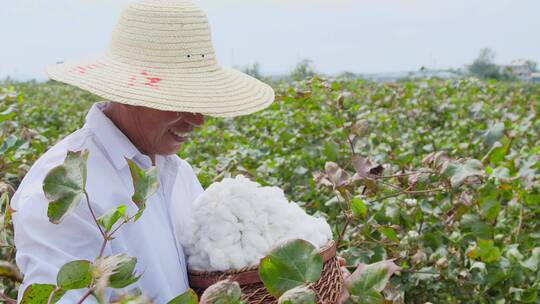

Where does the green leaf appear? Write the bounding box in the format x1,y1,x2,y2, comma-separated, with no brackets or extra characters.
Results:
57,260,92,290
323,141,339,162
522,287,538,303
0,135,25,154
43,150,89,224
460,214,493,239
127,158,159,221
351,197,367,218
347,260,401,299
443,159,484,188
0,107,16,123
108,255,140,288
21,284,66,304
468,240,501,263
200,279,242,304
347,289,382,304
378,227,399,242
478,184,501,221
97,205,127,232
485,141,507,165
278,285,316,304
259,239,323,297
520,247,540,272
482,122,505,148
167,288,199,304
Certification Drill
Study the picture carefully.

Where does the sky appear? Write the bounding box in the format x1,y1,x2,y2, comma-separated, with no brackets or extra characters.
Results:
1,0,539,80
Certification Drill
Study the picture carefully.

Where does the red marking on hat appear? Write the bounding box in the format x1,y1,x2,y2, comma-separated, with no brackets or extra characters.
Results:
127,70,161,89
145,77,161,88
70,64,105,75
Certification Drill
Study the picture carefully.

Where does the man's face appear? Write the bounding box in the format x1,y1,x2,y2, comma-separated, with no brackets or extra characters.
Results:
123,105,205,156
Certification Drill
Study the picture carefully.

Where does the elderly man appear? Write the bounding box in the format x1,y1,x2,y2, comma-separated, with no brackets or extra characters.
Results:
11,0,274,302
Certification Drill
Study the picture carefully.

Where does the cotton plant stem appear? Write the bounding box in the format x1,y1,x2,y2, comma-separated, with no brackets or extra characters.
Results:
378,170,436,179
76,289,94,304
334,192,352,244
97,211,139,259
46,287,62,304
84,190,106,239
108,213,138,238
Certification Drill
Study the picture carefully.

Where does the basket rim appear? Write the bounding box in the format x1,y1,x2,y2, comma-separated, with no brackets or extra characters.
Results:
188,240,336,288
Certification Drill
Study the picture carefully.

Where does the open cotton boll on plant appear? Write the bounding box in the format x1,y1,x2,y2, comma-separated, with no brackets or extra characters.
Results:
180,175,333,271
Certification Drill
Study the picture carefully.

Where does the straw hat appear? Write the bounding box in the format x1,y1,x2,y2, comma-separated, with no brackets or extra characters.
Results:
45,0,275,117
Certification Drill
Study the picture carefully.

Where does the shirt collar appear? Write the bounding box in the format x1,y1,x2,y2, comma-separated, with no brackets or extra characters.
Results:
83,102,148,170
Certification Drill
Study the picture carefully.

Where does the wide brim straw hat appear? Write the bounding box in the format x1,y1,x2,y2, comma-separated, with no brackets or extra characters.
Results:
45,0,275,118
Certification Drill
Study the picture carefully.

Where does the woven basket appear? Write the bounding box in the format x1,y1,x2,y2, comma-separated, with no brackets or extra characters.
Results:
188,240,343,304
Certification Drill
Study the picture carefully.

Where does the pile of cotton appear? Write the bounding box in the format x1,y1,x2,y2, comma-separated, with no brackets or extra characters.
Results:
180,175,333,271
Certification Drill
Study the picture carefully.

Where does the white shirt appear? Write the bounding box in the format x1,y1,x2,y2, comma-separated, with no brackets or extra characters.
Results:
11,102,204,303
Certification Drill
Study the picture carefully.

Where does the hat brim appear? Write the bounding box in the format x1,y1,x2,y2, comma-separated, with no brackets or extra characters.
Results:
45,56,275,118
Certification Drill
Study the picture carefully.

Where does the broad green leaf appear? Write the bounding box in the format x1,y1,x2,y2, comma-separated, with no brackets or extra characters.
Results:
485,141,507,165
98,205,127,232
200,279,242,304
0,107,16,123
323,141,339,162
167,288,198,304
0,135,25,154
524,193,540,207
21,284,66,304
346,289,382,304
522,287,538,303
468,240,501,263
504,244,524,262
351,197,367,218
57,260,92,290
378,227,399,242
108,255,140,288
278,285,316,304
347,260,401,297
443,159,484,188
43,150,89,224
460,214,493,239
259,239,323,297
481,122,505,148
127,158,159,220
520,247,540,272
478,185,501,221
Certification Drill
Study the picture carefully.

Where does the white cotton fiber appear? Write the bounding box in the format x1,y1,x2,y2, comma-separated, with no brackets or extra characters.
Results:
179,175,333,271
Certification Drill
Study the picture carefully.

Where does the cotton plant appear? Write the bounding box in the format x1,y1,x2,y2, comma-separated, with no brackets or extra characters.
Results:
20,150,165,304
180,175,333,271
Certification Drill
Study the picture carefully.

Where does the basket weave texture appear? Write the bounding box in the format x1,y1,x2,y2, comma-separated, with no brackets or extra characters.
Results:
188,241,343,304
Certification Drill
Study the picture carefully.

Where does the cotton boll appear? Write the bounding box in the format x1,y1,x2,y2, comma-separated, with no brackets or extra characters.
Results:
182,175,333,271
242,230,271,254
209,250,229,271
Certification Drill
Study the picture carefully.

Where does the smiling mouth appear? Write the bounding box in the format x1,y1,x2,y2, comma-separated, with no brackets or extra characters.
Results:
168,129,190,142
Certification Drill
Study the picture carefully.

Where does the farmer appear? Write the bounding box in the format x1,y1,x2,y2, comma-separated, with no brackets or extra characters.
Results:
11,0,356,303
10,0,275,302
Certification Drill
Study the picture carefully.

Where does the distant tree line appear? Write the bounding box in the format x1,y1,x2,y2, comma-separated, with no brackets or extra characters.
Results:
469,48,538,81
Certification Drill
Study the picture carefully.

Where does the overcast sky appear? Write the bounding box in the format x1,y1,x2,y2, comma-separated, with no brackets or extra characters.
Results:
1,0,539,80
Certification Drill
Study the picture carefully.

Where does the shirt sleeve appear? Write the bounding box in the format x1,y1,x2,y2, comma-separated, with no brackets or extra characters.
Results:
12,190,113,303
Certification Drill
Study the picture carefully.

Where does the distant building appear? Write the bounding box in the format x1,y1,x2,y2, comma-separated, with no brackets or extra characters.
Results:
532,72,540,83
502,59,534,81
